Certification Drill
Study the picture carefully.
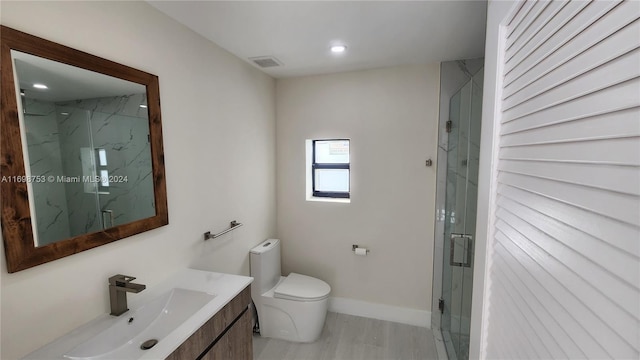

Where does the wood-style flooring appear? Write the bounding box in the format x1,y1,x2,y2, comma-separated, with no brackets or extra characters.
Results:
253,312,439,360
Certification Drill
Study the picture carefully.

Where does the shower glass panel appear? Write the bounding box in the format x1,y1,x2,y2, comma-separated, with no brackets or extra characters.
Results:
441,67,483,360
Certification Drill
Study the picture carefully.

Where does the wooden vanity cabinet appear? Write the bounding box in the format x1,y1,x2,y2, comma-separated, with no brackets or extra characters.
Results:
166,286,252,360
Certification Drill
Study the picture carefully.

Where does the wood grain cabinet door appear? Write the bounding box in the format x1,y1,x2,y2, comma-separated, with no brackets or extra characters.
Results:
202,309,253,360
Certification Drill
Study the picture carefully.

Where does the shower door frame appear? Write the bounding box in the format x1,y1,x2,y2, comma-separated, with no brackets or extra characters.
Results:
431,59,484,360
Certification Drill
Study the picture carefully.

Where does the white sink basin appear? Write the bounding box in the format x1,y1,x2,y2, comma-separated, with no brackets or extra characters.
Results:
64,288,215,360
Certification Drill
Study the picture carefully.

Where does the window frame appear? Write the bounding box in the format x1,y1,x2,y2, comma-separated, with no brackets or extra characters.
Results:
311,139,350,199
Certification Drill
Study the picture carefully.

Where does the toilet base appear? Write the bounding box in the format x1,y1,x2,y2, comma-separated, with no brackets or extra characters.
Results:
255,295,328,343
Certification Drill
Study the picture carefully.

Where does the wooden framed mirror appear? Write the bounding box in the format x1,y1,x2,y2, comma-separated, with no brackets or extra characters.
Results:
1,26,168,273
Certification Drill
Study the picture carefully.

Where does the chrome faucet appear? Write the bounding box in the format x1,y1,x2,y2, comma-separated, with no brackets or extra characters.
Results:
108,274,146,316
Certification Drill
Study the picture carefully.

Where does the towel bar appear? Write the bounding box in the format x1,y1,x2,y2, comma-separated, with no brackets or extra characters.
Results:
204,220,243,240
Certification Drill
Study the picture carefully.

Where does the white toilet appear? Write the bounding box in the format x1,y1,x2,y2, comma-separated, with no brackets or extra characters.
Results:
250,239,331,343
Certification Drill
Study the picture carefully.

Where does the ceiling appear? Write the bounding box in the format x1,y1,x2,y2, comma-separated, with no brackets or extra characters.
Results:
13,51,145,102
148,1,488,78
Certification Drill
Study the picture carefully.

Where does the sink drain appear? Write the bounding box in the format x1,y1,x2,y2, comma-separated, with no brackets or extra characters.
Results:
140,339,158,350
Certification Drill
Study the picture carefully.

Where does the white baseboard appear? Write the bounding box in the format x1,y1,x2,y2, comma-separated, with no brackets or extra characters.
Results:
328,297,431,328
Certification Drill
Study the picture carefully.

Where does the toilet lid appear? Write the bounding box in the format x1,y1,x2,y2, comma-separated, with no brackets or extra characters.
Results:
274,273,331,301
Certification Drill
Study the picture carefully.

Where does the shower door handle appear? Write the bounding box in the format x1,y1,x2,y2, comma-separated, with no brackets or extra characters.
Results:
102,209,114,229
450,233,473,268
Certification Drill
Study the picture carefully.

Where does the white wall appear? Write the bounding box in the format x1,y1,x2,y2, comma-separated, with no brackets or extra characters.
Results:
276,65,439,323
0,2,276,359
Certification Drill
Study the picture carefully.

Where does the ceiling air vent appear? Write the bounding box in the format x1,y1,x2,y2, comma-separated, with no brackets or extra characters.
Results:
249,56,282,68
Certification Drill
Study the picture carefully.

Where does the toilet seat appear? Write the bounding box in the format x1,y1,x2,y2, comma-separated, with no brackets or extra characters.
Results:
274,273,331,302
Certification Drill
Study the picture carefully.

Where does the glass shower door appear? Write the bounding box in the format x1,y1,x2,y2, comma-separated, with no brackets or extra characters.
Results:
54,106,103,239
441,68,483,360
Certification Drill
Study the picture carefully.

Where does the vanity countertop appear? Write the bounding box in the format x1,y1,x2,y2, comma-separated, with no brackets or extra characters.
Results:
23,269,253,360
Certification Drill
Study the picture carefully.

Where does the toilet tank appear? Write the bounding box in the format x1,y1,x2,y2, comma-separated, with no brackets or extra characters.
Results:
250,239,281,295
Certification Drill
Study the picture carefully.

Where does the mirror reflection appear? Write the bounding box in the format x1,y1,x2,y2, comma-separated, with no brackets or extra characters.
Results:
13,51,156,247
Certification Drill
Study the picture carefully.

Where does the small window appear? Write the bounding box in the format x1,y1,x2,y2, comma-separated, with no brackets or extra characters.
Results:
312,139,350,198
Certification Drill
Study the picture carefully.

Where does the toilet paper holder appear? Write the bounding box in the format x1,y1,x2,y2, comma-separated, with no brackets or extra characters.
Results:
352,244,370,254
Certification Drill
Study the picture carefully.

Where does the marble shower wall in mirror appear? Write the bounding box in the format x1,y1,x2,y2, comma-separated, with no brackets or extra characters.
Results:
23,98,70,245
61,95,154,240
24,94,155,246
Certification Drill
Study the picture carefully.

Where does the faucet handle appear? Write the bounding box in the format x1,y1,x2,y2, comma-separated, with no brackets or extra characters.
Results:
109,274,136,286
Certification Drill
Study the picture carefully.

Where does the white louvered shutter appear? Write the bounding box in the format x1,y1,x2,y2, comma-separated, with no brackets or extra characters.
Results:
484,0,640,358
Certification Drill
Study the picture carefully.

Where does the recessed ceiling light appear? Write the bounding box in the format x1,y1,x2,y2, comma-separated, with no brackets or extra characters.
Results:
33,83,48,89
139,104,148,108
330,45,347,53
60,112,69,116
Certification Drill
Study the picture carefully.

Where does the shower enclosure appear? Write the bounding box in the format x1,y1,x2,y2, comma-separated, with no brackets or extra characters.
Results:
21,95,155,247
433,59,483,360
